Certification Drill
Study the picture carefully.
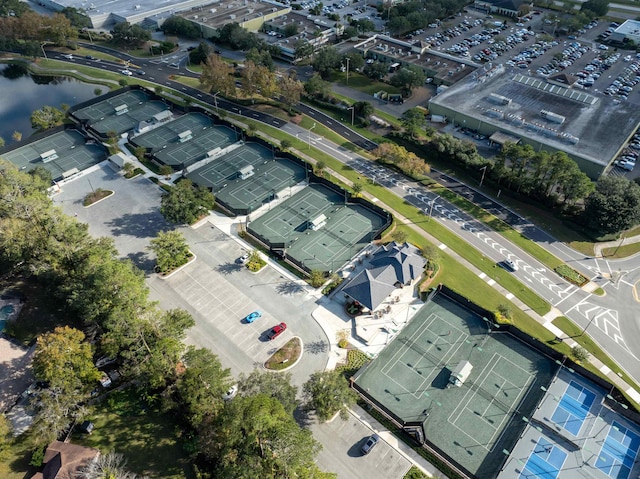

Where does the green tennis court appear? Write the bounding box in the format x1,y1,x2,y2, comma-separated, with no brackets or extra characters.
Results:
89,101,168,136
71,89,167,136
185,142,305,211
135,114,237,167
1,129,107,181
248,183,388,272
353,293,555,478
72,90,152,123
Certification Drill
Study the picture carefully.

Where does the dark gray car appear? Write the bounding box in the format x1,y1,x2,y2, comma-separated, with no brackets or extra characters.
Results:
361,434,380,455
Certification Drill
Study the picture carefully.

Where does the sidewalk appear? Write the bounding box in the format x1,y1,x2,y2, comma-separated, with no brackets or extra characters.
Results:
593,234,640,258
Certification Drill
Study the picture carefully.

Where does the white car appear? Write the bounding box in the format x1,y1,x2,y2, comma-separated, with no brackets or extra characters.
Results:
121,70,132,76
503,259,518,271
63,54,73,60
223,384,238,401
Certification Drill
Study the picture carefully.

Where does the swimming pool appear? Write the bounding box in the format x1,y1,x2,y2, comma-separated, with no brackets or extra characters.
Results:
0,304,16,332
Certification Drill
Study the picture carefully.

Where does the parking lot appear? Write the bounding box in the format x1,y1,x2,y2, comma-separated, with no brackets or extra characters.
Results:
310,406,413,479
53,167,329,387
404,8,640,177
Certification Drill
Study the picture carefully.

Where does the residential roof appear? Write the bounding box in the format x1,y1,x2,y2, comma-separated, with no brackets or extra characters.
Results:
368,242,426,285
548,72,577,86
342,242,425,310
31,441,99,479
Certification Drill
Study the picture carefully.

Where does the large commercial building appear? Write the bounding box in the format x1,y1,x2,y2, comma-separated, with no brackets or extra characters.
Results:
428,64,640,179
35,0,288,30
609,20,640,46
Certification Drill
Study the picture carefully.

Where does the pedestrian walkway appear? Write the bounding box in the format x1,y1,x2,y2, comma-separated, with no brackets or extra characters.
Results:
594,234,640,259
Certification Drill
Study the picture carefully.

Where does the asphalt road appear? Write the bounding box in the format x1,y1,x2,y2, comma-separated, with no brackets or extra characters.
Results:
53,45,640,383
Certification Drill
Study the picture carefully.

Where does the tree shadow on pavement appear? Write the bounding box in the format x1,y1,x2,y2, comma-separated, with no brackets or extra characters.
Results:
275,280,305,296
306,341,328,355
127,251,156,275
106,211,170,238
216,262,243,275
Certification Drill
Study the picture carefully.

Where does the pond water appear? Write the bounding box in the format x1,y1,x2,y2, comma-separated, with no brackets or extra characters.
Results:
0,64,103,146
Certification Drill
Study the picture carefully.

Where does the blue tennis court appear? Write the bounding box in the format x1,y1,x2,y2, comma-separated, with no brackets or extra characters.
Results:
550,380,595,435
596,421,640,479
519,438,567,479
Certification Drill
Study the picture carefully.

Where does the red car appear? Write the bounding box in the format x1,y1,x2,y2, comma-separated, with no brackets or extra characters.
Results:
267,322,287,340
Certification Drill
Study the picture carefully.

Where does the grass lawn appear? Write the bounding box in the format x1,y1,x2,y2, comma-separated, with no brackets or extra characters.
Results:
601,241,640,258
552,316,640,400
74,389,194,479
0,434,38,479
333,71,401,96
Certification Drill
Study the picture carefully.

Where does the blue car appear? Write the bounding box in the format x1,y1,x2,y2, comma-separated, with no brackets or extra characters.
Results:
244,311,262,323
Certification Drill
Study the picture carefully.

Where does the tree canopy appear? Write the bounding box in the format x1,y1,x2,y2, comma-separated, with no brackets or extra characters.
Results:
238,370,298,413
198,394,331,479
312,46,342,80
149,230,191,274
160,179,216,225
161,15,201,38
33,326,101,394
200,53,236,96
583,176,640,236
303,370,358,421
581,0,609,17
390,65,426,94
30,105,66,131
110,22,151,48
171,347,232,428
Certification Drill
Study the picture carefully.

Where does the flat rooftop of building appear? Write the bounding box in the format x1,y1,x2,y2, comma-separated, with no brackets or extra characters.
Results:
48,0,208,24
267,10,320,32
616,19,640,36
175,0,285,30
355,36,477,84
429,65,640,166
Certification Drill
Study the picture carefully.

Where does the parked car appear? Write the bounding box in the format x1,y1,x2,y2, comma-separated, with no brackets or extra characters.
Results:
267,322,287,340
244,311,262,323
222,384,238,401
503,258,518,271
236,253,250,264
361,434,380,455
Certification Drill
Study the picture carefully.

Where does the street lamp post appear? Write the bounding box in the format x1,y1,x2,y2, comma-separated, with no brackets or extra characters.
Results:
40,43,47,59
428,198,437,221
347,106,355,126
308,122,316,150
344,56,350,84
212,90,220,114
479,165,487,188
